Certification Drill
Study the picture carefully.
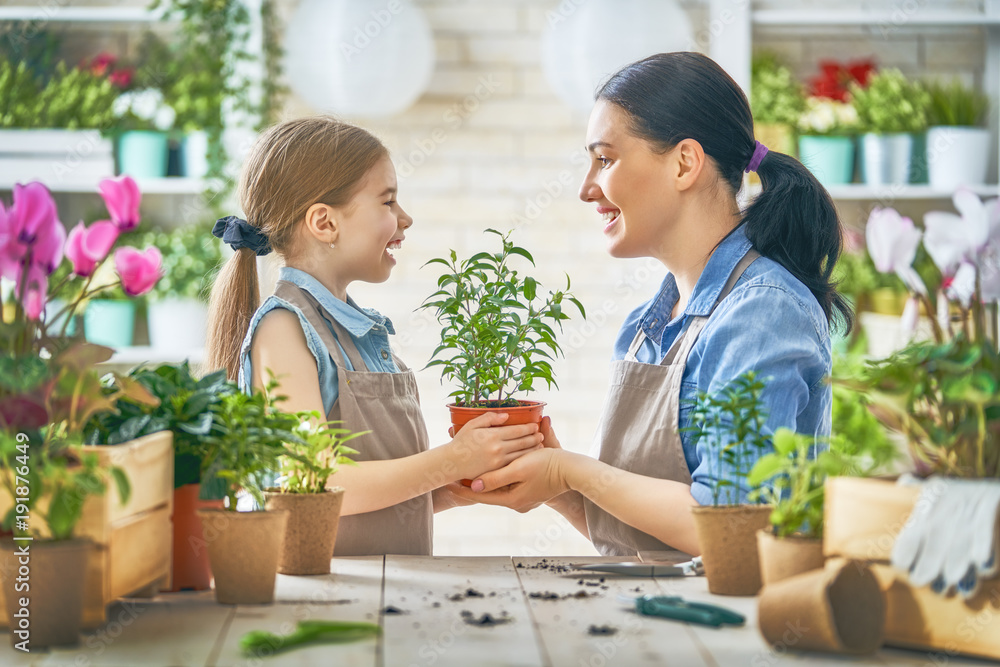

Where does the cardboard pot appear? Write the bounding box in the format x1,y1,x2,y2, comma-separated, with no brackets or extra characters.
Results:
168,484,224,591
757,529,825,586
691,505,772,596
758,559,885,654
264,488,345,575
196,509,288,605
1,538,91,649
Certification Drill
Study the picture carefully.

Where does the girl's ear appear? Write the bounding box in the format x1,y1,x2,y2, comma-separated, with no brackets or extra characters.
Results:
672,137,707,192
303,203,339,245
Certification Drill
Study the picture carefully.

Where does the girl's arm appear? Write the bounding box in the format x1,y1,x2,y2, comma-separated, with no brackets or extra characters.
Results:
251,309,543,516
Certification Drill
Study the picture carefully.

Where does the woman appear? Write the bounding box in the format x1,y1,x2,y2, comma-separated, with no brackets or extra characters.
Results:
451,52,851,557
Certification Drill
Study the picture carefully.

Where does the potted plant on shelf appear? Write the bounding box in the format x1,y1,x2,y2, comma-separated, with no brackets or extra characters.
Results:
0,177,168,644
195,383,302,605
750,52,805,158
924,79,991,189
829,190,1000,660
849,68,931,187
419,228,585,436
139,224,223,352
796,96,861,186
685,371,773,597
112,88,177,179
85,362,233,591
264,414,363,575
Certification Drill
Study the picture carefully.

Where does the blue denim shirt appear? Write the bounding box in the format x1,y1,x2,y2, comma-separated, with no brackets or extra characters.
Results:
612,225,832,506
238,267,400,414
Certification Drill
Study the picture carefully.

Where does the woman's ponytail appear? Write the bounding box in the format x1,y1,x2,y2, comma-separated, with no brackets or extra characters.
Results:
205,248,259,381
742,152,854,333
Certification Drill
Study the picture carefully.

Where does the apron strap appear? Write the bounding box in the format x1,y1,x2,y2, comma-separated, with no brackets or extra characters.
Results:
273,281,369,372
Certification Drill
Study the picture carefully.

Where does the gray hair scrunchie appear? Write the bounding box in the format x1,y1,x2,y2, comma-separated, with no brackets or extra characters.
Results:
212,216,272,256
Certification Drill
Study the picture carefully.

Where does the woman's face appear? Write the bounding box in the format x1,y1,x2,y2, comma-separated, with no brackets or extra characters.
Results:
578,100,677,260
335,156,413,284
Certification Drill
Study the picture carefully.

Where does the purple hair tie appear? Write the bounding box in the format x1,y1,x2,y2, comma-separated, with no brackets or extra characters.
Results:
745,140,769,173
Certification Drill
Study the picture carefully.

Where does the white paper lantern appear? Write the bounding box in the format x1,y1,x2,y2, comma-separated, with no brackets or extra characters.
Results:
284,0,435,118
542,0,693,114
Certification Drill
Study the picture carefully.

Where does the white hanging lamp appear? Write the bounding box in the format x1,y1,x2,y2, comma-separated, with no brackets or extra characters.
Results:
284,0,436,118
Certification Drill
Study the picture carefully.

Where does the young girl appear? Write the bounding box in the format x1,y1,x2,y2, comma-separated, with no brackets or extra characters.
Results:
206,116,544,556
452,52,852,557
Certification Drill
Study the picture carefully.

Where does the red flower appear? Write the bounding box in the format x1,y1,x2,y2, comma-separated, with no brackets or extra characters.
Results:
109,68,134,89
809,58,878,101
87,52,117,77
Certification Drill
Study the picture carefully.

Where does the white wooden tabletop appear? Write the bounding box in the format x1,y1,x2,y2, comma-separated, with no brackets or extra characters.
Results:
2,556,994,667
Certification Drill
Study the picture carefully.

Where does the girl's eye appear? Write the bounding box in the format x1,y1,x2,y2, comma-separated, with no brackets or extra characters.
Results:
384,200,396,206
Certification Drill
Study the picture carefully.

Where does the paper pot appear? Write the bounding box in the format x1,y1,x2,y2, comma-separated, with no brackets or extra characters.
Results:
196,509,288,605
757,529,825,586
1,538,91,649
758,559,885,654
691,505,772,596
264,488,345,575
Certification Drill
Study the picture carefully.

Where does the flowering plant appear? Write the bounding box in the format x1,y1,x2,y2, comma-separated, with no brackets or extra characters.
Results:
849,69,931,134
809,58,876,102
839,191,1000,478
797,96,860,136
750,53,805,126
112,88,176,132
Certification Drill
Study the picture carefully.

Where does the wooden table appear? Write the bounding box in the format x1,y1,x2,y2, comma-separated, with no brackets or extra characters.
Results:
1,556,992,666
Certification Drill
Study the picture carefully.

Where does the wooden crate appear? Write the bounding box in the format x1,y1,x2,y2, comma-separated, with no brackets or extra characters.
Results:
0,431,174,629
825,476,1000,661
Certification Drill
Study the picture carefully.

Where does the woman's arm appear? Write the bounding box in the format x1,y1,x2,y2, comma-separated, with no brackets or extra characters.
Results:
251,309,544,516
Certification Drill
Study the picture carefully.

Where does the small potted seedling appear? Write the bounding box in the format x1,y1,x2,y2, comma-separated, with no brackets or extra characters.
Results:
195,383,301,605
685,371,773,596
264,414,364,576
420,228,585,437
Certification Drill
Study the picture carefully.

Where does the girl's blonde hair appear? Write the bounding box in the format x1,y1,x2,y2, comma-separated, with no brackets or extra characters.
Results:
206,116,389,381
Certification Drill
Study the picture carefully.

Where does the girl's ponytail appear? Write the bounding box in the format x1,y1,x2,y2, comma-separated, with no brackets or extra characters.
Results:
205,248,259,381
742,151,854,333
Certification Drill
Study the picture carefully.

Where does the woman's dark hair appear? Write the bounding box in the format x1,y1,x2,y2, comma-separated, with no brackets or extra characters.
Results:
597,52,853,334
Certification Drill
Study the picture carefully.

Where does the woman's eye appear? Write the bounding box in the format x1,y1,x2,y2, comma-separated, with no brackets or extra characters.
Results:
597,157,611,169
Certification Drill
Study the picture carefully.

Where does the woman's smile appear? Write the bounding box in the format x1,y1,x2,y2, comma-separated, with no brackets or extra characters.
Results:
598,206,621,234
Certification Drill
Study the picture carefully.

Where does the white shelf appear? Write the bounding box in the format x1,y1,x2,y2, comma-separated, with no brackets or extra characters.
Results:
0,178,206,195
0,6,166,22
825,183,1000,201
104,346,204,366
753,9,1000,27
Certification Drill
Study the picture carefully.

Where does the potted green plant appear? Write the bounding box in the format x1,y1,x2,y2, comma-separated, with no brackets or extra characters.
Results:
139,224,223,351
849,68,931,186
195,384,301,605
419,228,584,436
796,96,861,186
685,371,773,596
85,362,233,592
264,414,364,575
750,52,805,157
924,79,991,189
112,88,177,179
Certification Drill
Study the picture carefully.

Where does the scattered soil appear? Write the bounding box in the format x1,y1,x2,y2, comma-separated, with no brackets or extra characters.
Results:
448,588,485,601
460,610,513,627
588,625,618,636
432,602,441,608
517,559,573,574
528,590,598,601
382,606,407,615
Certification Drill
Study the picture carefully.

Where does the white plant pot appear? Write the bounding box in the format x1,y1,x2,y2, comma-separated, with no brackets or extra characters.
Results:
926,126,991,190
861,132,914,186
182,131,210,179
147,298,208,351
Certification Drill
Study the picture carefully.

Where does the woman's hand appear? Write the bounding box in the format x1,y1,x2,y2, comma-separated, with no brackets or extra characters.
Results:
450,447,571,513
444,412,543,482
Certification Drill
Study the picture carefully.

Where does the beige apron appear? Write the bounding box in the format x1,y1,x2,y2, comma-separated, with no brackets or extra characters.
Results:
584,250,760,556
274,281,433,556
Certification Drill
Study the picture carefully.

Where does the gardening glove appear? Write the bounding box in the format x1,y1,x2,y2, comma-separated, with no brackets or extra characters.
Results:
891,475,1000,599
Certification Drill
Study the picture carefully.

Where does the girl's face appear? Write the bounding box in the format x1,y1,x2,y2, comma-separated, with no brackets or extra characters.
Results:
578,100,676,260
335,157,412,284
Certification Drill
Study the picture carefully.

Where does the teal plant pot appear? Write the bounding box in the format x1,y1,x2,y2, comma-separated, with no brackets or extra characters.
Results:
84,299,136,348
44,299,78,337
118,131,169,179
909,132,928,184
797,135,855,186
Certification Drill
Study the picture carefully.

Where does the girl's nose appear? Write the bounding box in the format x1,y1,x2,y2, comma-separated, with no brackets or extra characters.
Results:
399,207,414,229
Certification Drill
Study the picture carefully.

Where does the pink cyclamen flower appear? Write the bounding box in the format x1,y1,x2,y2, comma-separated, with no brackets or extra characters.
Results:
65,220,119,277
99,176,141,231
114,246,162,296
866,206,927,295
17,263,47,321
11,182,58,244
32,215,66,275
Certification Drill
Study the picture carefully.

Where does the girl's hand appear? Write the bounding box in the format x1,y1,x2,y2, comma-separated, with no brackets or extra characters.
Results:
445,412,543,481
450,447,570,513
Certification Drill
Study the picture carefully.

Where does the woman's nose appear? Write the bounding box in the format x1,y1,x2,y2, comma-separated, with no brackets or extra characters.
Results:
579,172,602,203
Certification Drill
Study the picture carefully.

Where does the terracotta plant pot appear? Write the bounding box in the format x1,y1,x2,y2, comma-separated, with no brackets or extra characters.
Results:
758,559,885,654
757,529,825,586
264,488,345,575
195,509,288,605
1,538,92,649
449,400,546,486
691,505,772,596
168,484,225,592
